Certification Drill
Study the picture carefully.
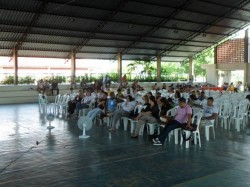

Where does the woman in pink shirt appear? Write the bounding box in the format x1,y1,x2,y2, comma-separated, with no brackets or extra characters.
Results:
153,98,192,146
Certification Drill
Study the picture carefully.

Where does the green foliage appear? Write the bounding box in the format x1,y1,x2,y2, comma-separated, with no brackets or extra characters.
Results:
18,76,35,84
76,74,90,83
46,76,66,83
1,76,14,84
127,59,156,75
193,49,214,77
179,48,214,78
107,73,118,82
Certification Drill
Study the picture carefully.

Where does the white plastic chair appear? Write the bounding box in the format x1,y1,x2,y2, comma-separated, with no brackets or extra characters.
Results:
127,105,144,134
218,102,231,130
229,104,245,132
205,120,215,141
180,111,203,148
51,94,61,115
164,107,179,144
58,94,70,116
78,108,91,118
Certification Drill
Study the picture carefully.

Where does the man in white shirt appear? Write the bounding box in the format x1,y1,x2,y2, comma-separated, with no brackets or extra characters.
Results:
75,90,92,115
200,97,218,127
109,95,136,131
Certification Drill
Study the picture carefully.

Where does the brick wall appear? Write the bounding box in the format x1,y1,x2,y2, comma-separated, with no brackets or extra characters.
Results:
217,38,245,64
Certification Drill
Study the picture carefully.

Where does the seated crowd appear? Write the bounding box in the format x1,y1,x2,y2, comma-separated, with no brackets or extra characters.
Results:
62,80,248,147
37,79,59,95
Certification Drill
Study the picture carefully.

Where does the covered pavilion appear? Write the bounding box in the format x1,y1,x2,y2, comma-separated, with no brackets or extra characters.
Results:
0,0,249,84
1,0,250,186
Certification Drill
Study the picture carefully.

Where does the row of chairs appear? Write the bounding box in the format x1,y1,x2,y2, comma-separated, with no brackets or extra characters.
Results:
217,101,249,132
38,93,70,116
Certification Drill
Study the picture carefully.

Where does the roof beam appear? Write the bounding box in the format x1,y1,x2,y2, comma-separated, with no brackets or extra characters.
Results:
0,8,230,37
111,0,203,59
0,23,215,44
72,0,130,54
132,0,250,23
14,1,48,50
34,0,249,27
13,47,189,58
157,0,250,57
201,0,250,12
0,33,211,48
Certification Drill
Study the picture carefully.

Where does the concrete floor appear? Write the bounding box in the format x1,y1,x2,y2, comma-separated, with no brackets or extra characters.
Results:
0,103,250,187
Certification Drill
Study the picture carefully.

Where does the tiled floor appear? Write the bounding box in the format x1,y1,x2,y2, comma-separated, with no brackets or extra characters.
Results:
0,104,250,187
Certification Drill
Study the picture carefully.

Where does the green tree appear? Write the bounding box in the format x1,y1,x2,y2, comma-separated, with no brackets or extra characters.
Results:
179,48,214,78
193,48,214,77
127,59,156,76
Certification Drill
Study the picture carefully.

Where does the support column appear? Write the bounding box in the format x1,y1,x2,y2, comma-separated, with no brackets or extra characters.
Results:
214,47,219,85
71,50,76,89
244,29,250,90
188,56,194,80
13,48,18,85
157,55,161,82
117,53,122,82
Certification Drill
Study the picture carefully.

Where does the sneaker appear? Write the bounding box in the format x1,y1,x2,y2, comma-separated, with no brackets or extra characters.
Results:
153,141,162,146
152,138,159,143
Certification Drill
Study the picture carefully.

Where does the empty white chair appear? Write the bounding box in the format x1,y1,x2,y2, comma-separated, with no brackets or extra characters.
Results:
205,120,215,141
218,102,231,130
229,104,245,132
51,94,61,115
58,94,70,116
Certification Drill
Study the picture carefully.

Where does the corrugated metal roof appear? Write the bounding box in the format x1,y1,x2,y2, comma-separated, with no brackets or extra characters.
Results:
80,46,122,54
0,0,249,62
18,50,69,58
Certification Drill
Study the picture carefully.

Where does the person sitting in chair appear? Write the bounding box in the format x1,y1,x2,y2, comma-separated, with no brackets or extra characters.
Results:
51,80,59,95
75,90,92,116
87,92,108,121
152,97,192,146
109,95,136,131
200,97,218,124
131,96,159,138
99,92,117,126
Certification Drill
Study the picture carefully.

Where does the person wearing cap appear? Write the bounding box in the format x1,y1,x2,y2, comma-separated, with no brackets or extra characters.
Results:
152,97,192,146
